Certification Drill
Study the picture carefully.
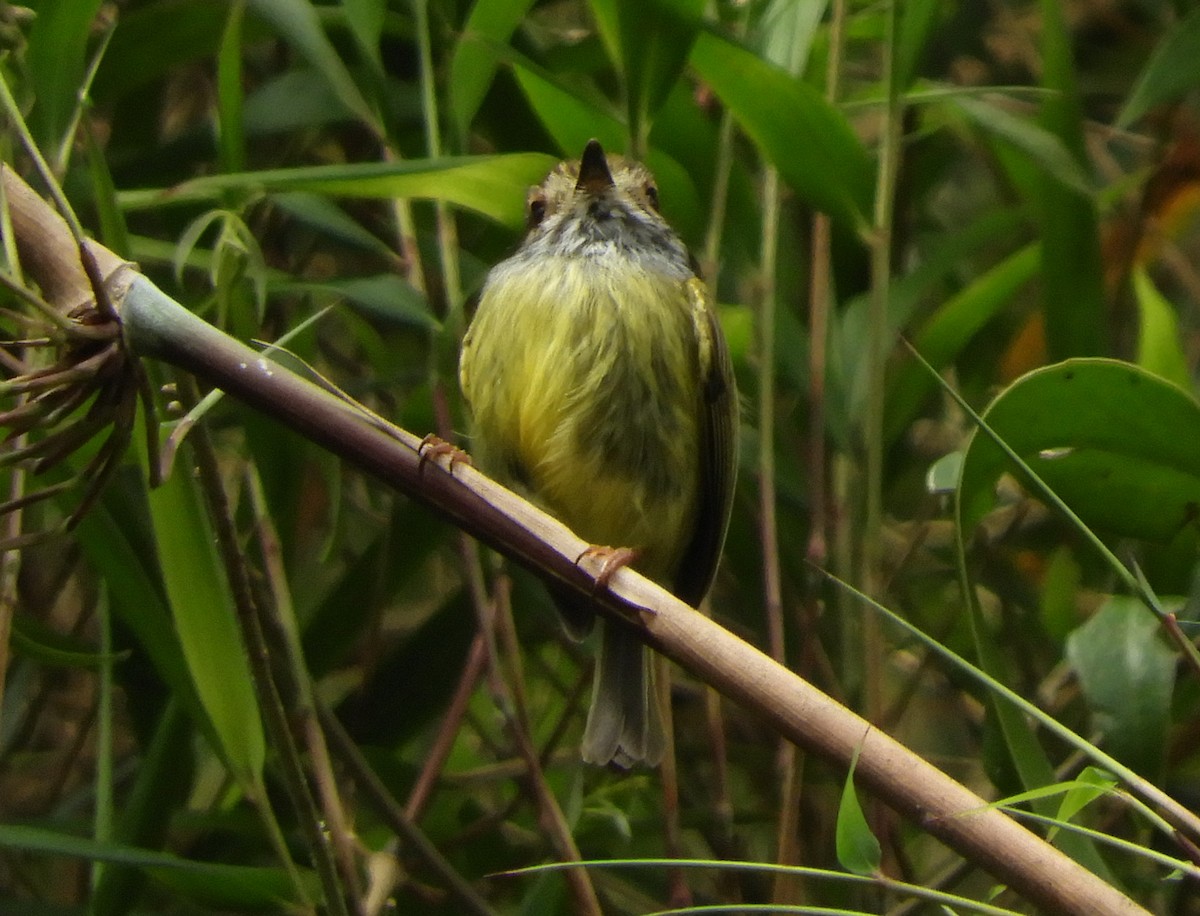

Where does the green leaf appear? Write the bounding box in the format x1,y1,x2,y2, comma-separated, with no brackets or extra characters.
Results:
173,209,229,287
148,445,265,790
755,0,825,74
991,774,1115,812
1035,0,1105,358
118,154,559,230
95,1,263,106
0,824,312,908
1057,767,1118,825
244,69,360,133
835,743,881,876
450,0,538,142
10,614,128,669
277,274,434,329
884,243,1039,442
959,358,1200,543
590,0,704,149
83,122,131,258
719,303,754,368
76,483,210,736
952,95,1093,196
147,862,315,908
1133,267,1191,392
926,451,963,495
690,28,873,230
270,191,395,256
341,0,386,75
1119,6,1200,127
512,61,625,156
0,824,197,869
951,366,1114,875
92,702,194,916
246,0,380,135
24,0,104,152
897,0,941,88
1066,597,1175,776
1039,546,1083,643
216,0,247,174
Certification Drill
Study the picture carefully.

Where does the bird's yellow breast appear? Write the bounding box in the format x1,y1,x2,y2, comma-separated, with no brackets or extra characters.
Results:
459,254,701,580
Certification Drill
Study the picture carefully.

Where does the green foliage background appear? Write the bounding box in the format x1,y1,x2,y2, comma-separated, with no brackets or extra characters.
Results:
4,0,1200,912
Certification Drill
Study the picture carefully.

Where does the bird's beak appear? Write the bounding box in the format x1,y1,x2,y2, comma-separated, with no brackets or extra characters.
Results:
575,139,615,195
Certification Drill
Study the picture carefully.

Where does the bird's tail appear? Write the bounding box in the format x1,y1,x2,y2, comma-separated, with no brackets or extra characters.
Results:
581,620,664,767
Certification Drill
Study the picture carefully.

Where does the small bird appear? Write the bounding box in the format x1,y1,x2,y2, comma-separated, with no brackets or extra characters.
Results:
458,140,738,767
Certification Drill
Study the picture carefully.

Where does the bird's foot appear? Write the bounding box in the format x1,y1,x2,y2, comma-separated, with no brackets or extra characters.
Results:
417,434,471,474
575,545,640,593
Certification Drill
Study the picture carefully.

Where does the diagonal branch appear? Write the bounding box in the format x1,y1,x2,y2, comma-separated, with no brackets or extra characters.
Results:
0,163,1155,916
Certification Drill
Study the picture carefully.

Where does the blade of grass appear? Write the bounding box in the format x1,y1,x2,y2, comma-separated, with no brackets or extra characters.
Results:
820,568,1200,851
508,859,1024,915
1004,808,1200,880
0,822,318,909
341,0,386,77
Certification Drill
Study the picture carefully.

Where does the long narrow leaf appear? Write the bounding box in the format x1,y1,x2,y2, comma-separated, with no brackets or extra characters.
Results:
216,1,248,174
147,445,265,790
246,0,380,135
1119,7,1200,127
690,28,873,231
591,0,705,150
450,0,538,142
92,702,194,916
0,824,313,908
341,0,386,76
118,154,558,229
883,243,1039,443
1035,0,1105,358
24,0,104,152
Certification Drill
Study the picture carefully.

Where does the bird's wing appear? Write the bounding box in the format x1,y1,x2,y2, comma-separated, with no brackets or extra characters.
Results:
672,277,739,607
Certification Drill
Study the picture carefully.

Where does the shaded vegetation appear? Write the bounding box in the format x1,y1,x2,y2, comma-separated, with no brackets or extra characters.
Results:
3,0,1200,912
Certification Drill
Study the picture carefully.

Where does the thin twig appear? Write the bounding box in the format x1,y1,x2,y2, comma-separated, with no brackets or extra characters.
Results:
860,4,905,875
181,377,351,916
405,633,489,822
245,461,365,907
493,576,602,916
656,654,690,907
0,420,23,725
317,701,497,916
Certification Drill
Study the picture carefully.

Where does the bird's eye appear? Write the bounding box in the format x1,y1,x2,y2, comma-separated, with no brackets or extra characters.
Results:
644,184,660,211
527,193,547,228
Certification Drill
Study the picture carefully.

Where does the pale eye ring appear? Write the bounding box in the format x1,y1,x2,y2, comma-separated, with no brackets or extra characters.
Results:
644,184,660,211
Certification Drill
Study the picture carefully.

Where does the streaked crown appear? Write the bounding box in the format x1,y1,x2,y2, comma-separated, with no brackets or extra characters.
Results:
511,140,691,276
